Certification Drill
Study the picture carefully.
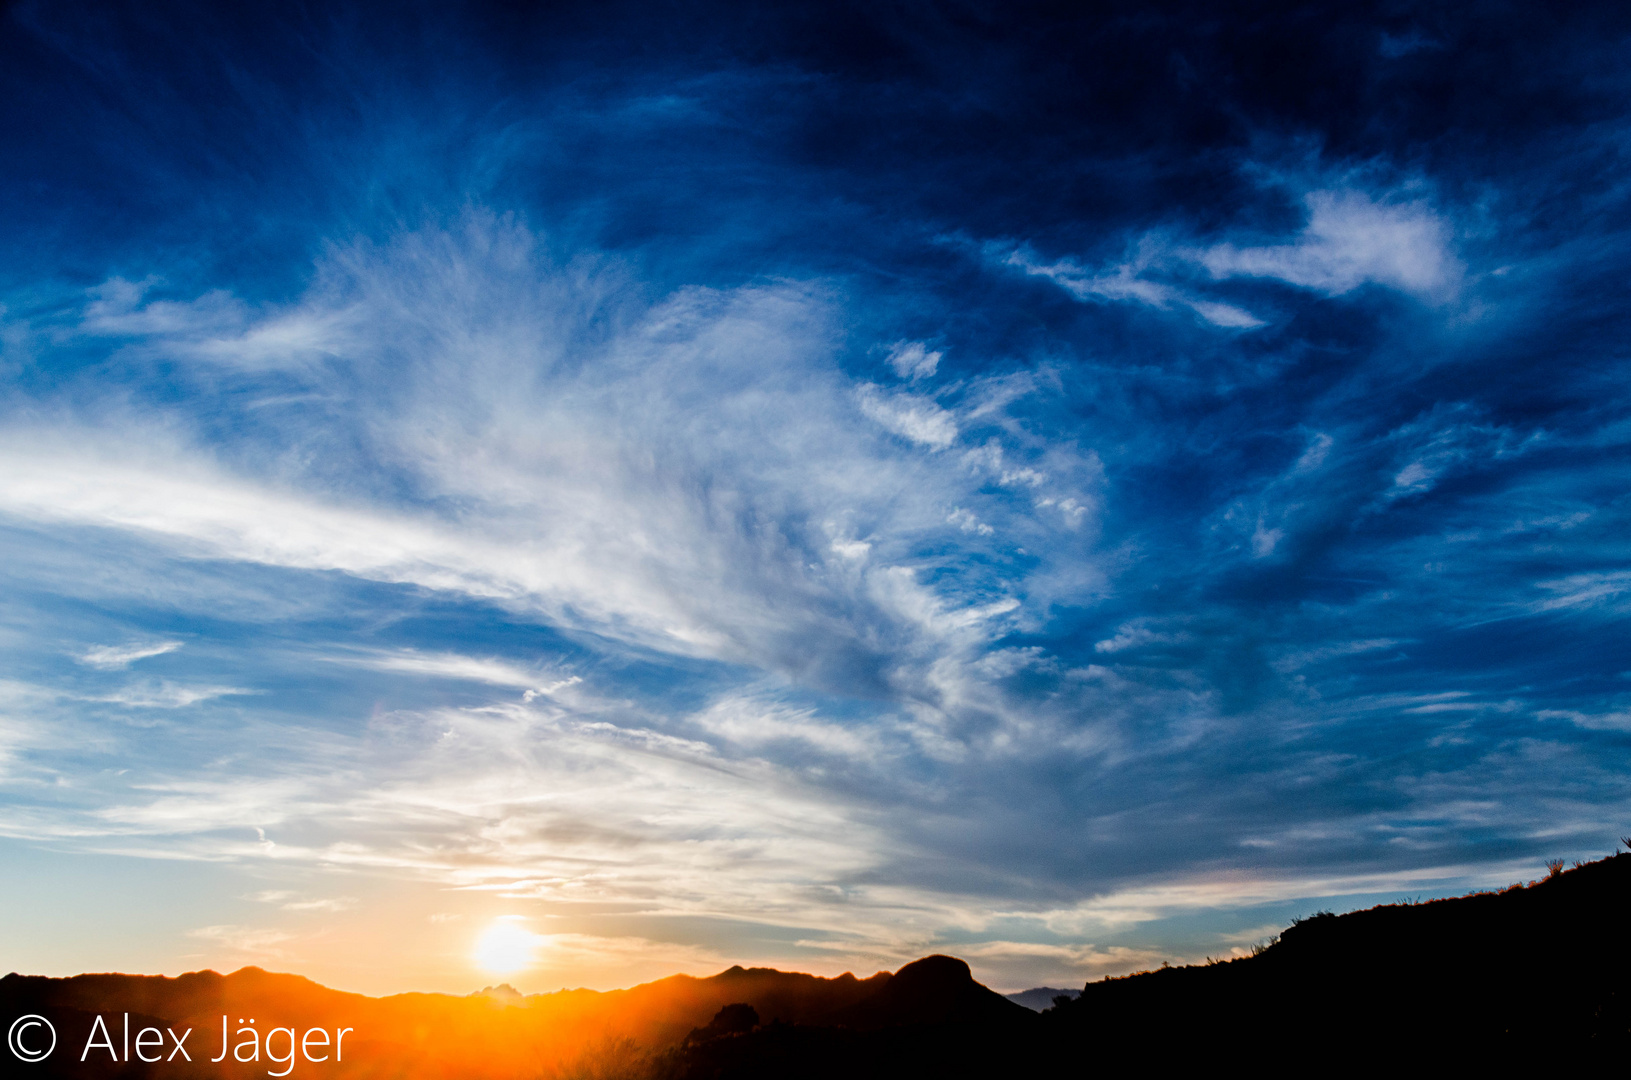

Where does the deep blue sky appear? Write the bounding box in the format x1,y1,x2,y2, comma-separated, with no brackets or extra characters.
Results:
1,0,1629,993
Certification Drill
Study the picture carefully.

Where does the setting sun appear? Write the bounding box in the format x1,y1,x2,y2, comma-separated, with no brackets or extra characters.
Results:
473,918,540,975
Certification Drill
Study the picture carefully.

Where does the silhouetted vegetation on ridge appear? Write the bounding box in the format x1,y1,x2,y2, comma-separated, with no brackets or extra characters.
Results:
1042,849,1631,1067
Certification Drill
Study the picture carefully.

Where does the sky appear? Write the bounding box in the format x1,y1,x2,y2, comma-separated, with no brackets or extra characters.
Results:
1,0,1630,996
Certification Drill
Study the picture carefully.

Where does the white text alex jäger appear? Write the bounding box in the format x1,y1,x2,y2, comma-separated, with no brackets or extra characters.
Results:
81,1013,353,1075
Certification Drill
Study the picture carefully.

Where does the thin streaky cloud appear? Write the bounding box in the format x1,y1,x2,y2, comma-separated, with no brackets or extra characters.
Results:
77,640,183,669
322,649,569,692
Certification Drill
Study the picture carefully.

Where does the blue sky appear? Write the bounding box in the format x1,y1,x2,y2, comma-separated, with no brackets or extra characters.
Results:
1,1,1630,994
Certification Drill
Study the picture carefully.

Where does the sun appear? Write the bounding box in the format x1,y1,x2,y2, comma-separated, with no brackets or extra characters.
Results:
472,917,539,975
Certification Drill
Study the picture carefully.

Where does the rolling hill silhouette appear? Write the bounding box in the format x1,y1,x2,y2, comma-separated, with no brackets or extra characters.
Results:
5,853,1627,1076
1045,850,1631,1068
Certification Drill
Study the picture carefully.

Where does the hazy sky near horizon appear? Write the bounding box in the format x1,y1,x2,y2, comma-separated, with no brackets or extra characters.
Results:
2,1,1630,995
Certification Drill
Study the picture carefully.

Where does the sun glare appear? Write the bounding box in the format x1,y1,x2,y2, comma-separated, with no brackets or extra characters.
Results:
472,917,539,975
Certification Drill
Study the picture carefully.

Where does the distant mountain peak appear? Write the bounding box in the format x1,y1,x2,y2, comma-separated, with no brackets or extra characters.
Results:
890,954,973,986
819,953,1032,1030
476,983,523,1001
1006,986,1082,1012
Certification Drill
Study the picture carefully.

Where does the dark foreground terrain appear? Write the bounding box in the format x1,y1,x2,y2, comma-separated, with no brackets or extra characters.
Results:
6,853,1627,1077
1045,849,1631,1068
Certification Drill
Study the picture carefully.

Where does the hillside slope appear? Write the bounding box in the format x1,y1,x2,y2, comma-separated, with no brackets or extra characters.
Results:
1045,852,1631,1064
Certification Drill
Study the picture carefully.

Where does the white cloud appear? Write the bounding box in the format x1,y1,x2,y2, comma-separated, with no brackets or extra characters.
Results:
957,941,1164,991
961,440,1066,494
77,640,183,669
280,896,356,912
1533,571,1631,612
0,221,1106,708
988,186,1462,332
828,538,871,560
1035,861,1524,933
995,244,1263,328
946,507,993,536
1292,433,1333,473
323,649,565,691
692,694,883,759
1194,190,1462,302
245,889,354,911
1536,709,1631,732
1093,620,1190,654
1184,298,1265,328
1250,519,1284,557
885,340,941,380
186,924,295,956
1271,638,1401,673
82,276,347,374
82,278,246,338
856,385,958,449
1376,410,1528,505
1215,923,1288,946
87,681,255,708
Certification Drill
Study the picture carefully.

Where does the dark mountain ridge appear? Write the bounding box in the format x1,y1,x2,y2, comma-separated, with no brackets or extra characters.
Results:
5,854,1627,1076
1045,850,1631,1067
0,953,1006,1078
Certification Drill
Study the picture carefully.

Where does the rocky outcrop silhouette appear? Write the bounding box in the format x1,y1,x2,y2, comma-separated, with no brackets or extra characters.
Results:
817,955,1030,1030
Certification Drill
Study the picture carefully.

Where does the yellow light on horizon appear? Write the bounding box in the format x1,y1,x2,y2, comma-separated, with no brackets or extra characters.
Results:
472,917,540,975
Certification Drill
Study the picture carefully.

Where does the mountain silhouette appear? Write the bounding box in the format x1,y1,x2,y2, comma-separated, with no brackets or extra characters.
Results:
3,853,1627,1076
661,955,1045,1079
0,956,909,1078
817,955,1030,1030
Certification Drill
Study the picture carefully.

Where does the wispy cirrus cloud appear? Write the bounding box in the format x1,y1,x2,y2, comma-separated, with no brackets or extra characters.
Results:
77,640,183,669
1193,189,1463,302
186,924,295,957
0,219,1104,711
987,184,1462,329
87,681,255,708
322,649,572,693
885,341,942,381
992,242,1265,328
